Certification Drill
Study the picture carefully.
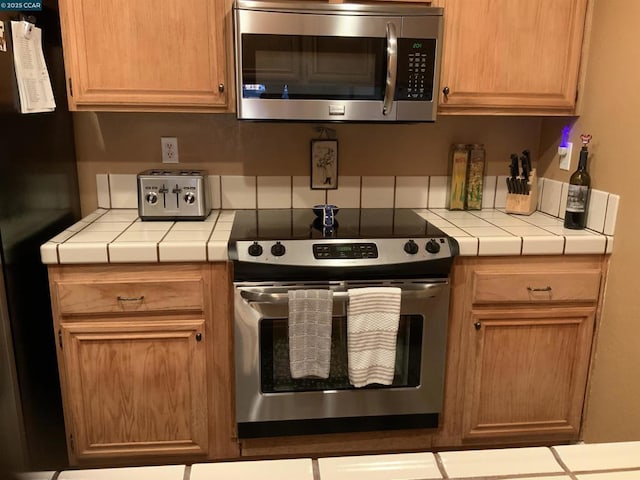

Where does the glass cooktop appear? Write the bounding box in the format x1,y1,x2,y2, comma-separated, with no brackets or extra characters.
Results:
229,208,448,241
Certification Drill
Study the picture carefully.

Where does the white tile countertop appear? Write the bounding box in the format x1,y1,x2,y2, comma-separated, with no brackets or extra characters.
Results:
39,207,612,265
414,208,612,256
17,441,640,480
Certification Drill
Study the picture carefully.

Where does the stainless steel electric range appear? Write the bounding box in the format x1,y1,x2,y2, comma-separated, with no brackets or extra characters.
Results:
229,208,458,438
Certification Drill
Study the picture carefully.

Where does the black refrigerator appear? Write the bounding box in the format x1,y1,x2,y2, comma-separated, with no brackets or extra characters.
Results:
0,1,80,474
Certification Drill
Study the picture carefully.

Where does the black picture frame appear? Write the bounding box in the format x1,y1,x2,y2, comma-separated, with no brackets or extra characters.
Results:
310,139,338,190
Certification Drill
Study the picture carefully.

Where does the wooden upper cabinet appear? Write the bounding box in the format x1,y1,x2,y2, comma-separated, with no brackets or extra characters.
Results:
58,0,229,111
439,0,589,114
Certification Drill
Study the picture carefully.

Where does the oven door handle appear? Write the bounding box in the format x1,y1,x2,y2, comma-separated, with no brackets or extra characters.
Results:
239,284,444,304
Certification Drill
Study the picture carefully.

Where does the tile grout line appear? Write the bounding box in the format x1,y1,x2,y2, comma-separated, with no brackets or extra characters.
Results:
312,458,320,480
183,464,191,480
602,191,613,235
434,452,450,479
107,172,112,209
572,466,640,475
254,175,259,209
549,446,579,480
204,211,220,262
438,473,573,480
290,176,294,209
392,175,397,209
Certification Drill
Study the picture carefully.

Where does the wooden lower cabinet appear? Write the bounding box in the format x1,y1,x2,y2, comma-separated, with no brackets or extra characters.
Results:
49,263,238,466
434,255,607,448
462,307,595,440
48,256,607,462
60,320,208,460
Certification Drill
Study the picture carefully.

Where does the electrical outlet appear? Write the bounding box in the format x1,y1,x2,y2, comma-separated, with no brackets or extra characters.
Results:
559,141,573,171
161,137,179,164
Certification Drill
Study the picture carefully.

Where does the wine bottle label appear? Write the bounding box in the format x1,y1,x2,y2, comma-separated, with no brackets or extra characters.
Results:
566,185,589,212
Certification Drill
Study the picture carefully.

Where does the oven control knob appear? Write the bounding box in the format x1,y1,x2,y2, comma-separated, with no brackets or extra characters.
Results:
425,239,441,254
145,192,158,205
248,242,263,257
183,192,196,204
271,241,286,257
403,240,419,255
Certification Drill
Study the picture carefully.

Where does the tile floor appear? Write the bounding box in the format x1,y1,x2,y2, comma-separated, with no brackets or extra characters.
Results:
18,442,640,480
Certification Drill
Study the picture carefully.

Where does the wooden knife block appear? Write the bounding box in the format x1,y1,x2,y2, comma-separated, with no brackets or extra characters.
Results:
505,169,538,215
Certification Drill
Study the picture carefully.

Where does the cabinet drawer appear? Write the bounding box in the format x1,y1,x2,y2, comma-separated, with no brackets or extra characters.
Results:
55,279,205,315
471,269,601,304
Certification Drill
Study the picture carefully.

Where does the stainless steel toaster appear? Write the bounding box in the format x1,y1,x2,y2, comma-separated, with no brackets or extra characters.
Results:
137,169,211,220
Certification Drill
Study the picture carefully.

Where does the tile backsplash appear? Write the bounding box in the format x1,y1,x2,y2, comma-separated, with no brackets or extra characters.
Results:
97,174,619,237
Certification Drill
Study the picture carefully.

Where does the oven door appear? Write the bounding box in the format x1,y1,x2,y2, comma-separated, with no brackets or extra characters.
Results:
234,6,442,121
234,279,450,438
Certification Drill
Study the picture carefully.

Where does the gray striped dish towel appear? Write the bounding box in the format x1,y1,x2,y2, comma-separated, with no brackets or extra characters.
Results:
347,287,401,388
288,289,333,379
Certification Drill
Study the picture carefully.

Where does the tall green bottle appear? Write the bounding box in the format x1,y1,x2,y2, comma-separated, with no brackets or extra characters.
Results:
564,134,592,229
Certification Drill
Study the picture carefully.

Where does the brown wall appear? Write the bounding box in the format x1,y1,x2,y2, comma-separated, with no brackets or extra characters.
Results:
73,112,541,214
539,0,639,441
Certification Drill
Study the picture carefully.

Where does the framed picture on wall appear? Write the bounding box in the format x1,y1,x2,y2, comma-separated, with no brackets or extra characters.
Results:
310,139,338,190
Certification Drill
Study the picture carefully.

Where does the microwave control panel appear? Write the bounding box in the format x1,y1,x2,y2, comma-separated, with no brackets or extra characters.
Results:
396,38,437,101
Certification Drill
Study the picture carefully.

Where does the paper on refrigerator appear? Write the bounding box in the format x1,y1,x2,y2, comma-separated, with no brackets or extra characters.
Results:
10,20,55,113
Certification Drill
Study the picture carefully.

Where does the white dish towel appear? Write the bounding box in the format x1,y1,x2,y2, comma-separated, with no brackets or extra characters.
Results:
288,289,333,379
347,287,401,388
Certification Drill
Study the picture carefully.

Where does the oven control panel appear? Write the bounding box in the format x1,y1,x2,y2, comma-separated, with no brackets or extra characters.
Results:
313,242,378,259
231,237,458,268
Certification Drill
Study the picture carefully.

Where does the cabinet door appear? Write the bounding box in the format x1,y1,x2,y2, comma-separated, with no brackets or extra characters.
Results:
60,320,208,461
463,307,595,440
59,0,228,111
439,0,588,114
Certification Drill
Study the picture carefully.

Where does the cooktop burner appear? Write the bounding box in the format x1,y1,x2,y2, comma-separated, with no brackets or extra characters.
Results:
229,208,448,240
229,209,459,281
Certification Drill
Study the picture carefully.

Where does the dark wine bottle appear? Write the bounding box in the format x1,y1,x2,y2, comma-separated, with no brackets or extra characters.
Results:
564,134,592,229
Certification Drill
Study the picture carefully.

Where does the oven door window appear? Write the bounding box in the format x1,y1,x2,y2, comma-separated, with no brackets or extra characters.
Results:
240,34,387,100
260,315,422,393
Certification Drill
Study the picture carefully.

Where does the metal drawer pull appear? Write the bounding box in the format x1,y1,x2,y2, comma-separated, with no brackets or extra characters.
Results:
527,286,552,292
117,295,145,302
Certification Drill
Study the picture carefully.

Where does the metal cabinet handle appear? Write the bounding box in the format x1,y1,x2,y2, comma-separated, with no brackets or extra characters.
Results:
117,295,145,302
442,86,450,96
218,83,224,93
527,286,552,292
474,321,481,330
195,333,202,342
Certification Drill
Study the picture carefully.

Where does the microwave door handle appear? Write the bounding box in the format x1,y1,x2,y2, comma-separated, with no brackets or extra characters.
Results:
382,22,398,116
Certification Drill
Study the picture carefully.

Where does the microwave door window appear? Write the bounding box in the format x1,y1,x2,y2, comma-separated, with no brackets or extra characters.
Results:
241,34,386,100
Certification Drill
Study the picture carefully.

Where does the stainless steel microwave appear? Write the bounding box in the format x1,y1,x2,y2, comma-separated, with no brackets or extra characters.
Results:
233,1,443,122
